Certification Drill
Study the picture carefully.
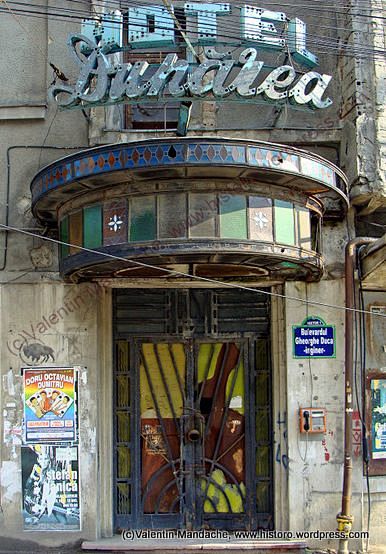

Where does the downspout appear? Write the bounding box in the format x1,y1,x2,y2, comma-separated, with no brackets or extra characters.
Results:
337,237,376,554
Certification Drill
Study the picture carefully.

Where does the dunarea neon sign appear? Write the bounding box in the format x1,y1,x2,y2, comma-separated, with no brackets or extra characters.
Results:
50,3,333,110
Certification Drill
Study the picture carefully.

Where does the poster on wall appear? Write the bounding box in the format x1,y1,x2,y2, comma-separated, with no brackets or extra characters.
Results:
23,367,77,443
21,444,80,531
371,379,386,459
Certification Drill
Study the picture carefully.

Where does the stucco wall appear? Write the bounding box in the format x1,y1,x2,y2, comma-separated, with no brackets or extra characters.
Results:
285,281,386,552
0,1,385,551
0,283,100,546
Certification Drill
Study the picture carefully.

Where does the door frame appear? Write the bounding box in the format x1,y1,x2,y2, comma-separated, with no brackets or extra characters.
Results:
99,286,288,536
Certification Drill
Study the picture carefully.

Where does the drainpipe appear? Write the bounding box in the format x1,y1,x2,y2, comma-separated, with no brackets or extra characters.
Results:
337,237,376,554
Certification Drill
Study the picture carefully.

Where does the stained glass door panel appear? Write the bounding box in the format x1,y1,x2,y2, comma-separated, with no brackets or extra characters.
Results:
196,343,247,526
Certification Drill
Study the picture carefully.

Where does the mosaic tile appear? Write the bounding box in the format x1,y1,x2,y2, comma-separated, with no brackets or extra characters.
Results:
30,140,347,221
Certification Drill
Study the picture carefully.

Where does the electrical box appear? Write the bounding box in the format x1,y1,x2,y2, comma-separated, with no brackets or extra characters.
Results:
299,407,326,433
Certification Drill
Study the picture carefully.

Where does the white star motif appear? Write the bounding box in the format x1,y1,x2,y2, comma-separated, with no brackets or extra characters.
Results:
108,214,124,232
253,211,268,229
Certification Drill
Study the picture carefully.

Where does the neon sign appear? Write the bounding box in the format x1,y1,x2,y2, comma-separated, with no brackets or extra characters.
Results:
50,4,332,111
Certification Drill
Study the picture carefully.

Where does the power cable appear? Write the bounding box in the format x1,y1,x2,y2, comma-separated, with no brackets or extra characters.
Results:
0,9,384,63
7,1,384,48
7,0,386,32
53,0,386,20
1,2,386,60
58,0,386,42
1,221,386,320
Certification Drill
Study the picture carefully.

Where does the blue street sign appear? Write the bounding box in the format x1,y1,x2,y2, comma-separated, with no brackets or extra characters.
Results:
293,316,336,358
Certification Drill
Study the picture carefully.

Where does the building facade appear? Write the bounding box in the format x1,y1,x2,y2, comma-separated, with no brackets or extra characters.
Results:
0,1,385,552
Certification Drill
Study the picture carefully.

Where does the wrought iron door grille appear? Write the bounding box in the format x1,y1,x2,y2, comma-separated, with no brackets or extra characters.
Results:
113,289,273,530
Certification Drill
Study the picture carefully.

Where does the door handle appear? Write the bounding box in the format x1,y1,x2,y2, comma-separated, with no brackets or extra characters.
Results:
187,428,201,442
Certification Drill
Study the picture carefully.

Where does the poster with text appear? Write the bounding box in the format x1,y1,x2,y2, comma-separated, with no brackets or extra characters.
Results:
371,379,386,459
23,368,77,443
21,444,80,531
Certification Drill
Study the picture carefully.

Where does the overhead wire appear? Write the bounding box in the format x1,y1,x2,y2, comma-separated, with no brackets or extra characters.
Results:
50,0,386,38
1,1,386,60
3,0,384,32
0,10,384,63
47,0,386,20
4,0,385,47
0,222,385,320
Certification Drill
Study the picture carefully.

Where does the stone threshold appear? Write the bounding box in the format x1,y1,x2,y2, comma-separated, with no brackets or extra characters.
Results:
82,537,307,552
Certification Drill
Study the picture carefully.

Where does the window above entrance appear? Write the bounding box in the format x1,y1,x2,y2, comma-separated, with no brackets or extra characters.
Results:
30,137,348,283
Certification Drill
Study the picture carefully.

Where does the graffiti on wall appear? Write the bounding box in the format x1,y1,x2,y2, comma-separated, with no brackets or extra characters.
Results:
6,285,97,363
275,411,289,469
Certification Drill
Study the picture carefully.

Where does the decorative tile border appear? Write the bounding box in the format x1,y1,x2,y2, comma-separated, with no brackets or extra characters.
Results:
31,138,348,221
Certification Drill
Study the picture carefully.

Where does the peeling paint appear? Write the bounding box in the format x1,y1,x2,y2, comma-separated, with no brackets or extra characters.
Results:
0,462,20,501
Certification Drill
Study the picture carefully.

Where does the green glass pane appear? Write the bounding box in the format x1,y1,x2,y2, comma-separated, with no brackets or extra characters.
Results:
297,205,311,249
117,446,131,478
256,446,270,478
256,410,269,442
117,341,129,372
256,481,270,512
83,205,102,248
256,372,269,406
117,411,130,442
219,195,247,239
255,340,268,371
130,196,156,241
117,483,131,514
274,200,295,245
59,217,69,258
117,375,130,408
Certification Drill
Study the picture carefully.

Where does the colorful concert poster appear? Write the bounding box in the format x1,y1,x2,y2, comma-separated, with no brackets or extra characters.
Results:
23,368,77,443
21,444,80,531
371,379,386,459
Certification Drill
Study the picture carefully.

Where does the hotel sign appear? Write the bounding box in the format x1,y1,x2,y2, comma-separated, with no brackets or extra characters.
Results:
50,4,332,110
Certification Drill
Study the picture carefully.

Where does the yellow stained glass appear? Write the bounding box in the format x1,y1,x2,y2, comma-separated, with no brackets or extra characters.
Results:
117,375,130,407
197,343,222,383
140,343,185,418
117,411,130,442
202,470,245,513
225,362,245,415
117,446,131,478
256,410,269,442
117,341,129,372
256,481,270,512
256,372,269,405
256,446,270,478
117,483,130,514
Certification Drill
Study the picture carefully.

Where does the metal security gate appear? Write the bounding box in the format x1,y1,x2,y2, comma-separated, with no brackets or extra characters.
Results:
113,289,273,531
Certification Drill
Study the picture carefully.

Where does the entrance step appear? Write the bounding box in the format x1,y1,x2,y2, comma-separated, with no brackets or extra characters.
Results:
82,537,307,553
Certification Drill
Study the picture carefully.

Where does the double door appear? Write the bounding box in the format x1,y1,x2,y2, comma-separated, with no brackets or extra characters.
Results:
114,337,273,530
140,340,247,530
